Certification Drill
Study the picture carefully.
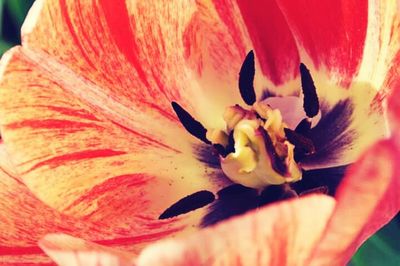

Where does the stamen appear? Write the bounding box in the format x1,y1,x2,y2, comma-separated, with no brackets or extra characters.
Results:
258,185,286,206
201,185,258,227
295,118,312,134
298,100,354,165
284,128,315,154
291,165,349,196
159,190,215,219
299,63,319,118
258,184,298,206
239,51,256,105
171,101,211,144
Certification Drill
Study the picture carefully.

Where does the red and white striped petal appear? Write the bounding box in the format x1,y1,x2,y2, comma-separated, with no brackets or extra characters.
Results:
388,51,400,132
21,0,188,111
0,45,224,255
20,0,255,129
357,0,400,89
307,138,400,265
0,142,187,263
0,146,52,264
275,0,368,86
0,144,105,264
384,13,400,133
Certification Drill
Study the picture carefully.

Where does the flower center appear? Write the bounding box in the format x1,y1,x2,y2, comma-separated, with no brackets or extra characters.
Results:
207,103,302,189
160,50,348,224
171,50,320,190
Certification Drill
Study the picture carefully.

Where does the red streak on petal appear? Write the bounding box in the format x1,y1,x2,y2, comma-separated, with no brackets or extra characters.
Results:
59,0,96,70
370,90,386,115
98,0,150,88
387,52,400,128
0,246,44,256
32,105,101,122
25,149,127,173
64,173,151,212
140,100,179,123
212,0,247,57
74,0,100,58
99,0,173,103
111,121,181,153
6,119,104,131
15,263,53,266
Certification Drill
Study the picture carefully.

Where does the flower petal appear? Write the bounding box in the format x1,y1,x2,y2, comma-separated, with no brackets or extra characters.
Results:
0,142,176,263
0,0,258,257
234,0,300,86
39,234,135,266
22,0,182,116
0,144,91,264
357,0,400,89
136,195,335,266
386,24,400,132
276,0,368,84
20,0,253,129
388,54,400,131
307,138,400,265
0,46,226,254
0,150,50,264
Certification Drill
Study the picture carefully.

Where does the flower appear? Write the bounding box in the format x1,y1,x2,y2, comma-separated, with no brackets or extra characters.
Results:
0,0,399,265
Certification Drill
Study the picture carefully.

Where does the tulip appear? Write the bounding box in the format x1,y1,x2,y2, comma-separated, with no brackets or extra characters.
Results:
0,0,399,265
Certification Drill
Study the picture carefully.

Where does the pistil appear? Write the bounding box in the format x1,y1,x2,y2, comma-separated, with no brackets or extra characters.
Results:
217,104,302,189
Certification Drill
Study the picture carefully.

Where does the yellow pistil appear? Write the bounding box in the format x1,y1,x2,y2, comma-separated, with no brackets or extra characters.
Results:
216,104,302,189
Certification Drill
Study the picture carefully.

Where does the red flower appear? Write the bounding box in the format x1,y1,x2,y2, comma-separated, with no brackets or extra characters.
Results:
0,0,399,265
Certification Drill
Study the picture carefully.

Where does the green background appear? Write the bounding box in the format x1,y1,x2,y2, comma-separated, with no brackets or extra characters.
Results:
0,1,399,265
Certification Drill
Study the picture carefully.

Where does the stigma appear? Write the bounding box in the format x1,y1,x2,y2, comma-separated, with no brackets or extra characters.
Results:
208,104,302,189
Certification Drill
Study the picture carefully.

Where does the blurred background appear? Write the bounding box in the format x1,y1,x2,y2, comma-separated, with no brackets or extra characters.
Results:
0,0,33,54
0,1,398,265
